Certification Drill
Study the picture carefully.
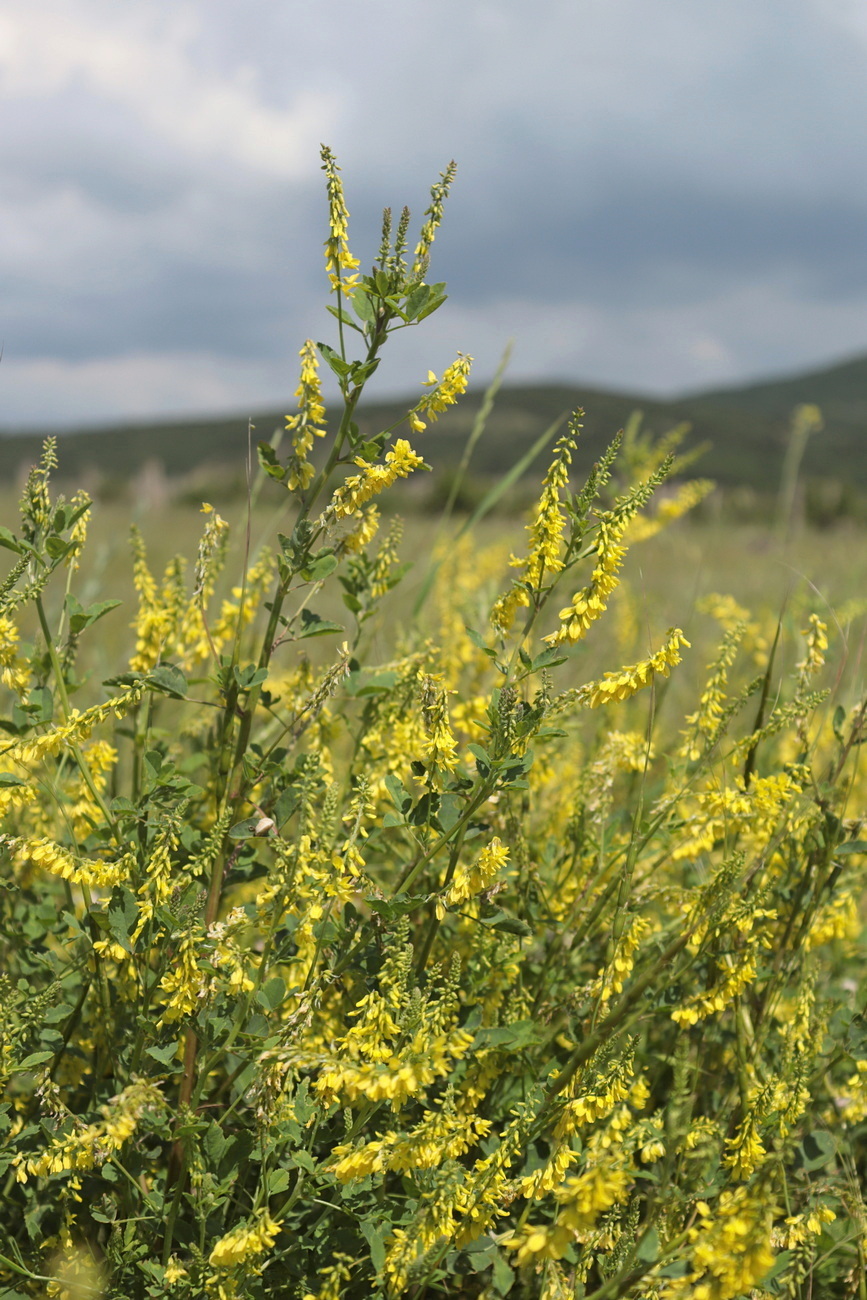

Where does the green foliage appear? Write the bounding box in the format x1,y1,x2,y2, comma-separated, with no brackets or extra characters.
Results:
2,152,867,1300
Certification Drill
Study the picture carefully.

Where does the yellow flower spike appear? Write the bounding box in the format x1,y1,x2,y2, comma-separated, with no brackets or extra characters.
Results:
544,513,630,645
286,339,328,492
414,353,473,425
411,159,457,278
320,144,360,297
445,836,509,907
328,439,426,520
627,478,715,543
576,628,691,708
208,1209,281,1268
418,670,459,776
492,434,576,633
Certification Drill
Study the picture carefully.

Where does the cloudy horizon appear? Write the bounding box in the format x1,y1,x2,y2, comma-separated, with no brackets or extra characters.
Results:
3,0,867,430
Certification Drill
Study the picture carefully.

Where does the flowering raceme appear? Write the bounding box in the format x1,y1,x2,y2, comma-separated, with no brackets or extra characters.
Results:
286,340,328,491
328,439,426,519
409,353,473,433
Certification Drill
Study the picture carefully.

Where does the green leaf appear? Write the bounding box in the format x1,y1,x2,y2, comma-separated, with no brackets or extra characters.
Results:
44,535,72,560
291,1148,316,1174
28,686,54,725
0,773,27,788
416,283,448,322
836,841,867,856
657,1259,690,1279
301,552,338,582
66,594,122,635
384,774,412,814
759,1251,793,1288
437,793,464,833
0,526,22,554
492,1254,515,1295
352,288,376,324
257,441,286,481
257,977,287,1011
146,1043,180,1068
365,895,428,920
16,1050,54,1071
108,886,138,949
833,704,846,741
636,1228,659,1263
233,664,269,691
478,909,533,937
531,646,569,672
274,788,301,828
361,1219,387,1272
467,743,492,776
464,625,498,658
203,1120,230,1167
299,609,344,639
474,1021,541,1051
798,1130,835,1170
349,357,380,386
267,1167,291,1194
325,302,362,332
229,817,270,839
146,663,188,698
403,284,432,321
294,1079,314,1125
316,341,353,379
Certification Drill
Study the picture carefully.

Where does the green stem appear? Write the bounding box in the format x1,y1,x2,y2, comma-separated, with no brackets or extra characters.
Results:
544,928,692,1103
394,779,496,896
35,594,120,840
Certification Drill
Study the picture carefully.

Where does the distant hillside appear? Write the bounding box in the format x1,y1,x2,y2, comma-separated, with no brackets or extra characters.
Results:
2,351,865,492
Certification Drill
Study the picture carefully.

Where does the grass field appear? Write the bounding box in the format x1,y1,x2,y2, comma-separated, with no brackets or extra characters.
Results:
7,478,863,705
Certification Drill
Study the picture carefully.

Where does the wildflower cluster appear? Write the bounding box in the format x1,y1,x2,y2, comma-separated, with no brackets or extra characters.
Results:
2,150,866,1300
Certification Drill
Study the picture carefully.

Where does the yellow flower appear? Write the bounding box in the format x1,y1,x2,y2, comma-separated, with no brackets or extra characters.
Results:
17,836,130,890
413,353,472,426
445,836,509,908
0,615,31,696
418,671,459,775
660,1187,775,1300
286,339,328,491
577,628,690,708
328,440,426,520
503,1223,573,1268
320,145,360,297
411,160,457,278
208,1210,281,1268
545,513,630,645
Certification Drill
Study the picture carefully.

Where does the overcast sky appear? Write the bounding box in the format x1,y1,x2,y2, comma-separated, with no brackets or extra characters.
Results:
2,0,867,428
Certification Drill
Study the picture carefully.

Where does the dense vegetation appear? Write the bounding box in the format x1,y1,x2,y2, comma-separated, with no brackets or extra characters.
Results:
2,151,867,1300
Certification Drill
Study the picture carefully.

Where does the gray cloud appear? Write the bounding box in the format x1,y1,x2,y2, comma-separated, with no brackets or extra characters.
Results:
2,0,867,425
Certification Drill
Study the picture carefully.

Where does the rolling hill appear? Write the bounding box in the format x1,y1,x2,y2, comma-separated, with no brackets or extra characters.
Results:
2,351,866,494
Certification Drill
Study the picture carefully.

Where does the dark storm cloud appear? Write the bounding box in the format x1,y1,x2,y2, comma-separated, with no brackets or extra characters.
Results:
438,177,867,309
2,0,867,423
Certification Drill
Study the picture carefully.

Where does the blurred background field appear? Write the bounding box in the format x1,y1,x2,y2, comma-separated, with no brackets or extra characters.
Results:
5,347,867,524
4,420,866,742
